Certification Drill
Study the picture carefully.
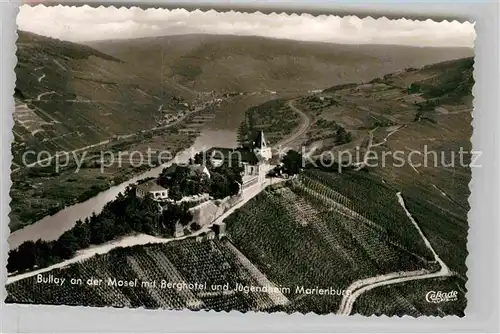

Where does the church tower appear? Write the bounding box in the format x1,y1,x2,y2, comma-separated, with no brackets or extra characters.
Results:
252,131,272,161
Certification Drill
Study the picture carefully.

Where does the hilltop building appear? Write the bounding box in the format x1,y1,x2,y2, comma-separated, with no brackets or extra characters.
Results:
136,180,169,200
207,131,272,189
136,132,271,202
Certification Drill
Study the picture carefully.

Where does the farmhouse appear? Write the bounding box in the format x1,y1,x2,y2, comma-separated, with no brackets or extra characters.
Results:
136,180,169,200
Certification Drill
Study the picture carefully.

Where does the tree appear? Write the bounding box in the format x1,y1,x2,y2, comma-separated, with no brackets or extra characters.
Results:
158,164,210,198
8,241,37,272
7,186,165,274
33,239,54,268
335,127,352,145
209,172,231,199
208,164,243,199
229,181,241,195
72,220,91,249
54,231,79,259
162,203,193,235
407,83,421,94
193,151,212,166
282,150,303,175
169,185,183,201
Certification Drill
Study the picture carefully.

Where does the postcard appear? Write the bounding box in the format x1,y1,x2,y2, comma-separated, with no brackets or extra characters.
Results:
6,5,475,317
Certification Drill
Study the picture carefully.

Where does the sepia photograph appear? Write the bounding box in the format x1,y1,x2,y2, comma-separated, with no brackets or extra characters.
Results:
6,4,475,317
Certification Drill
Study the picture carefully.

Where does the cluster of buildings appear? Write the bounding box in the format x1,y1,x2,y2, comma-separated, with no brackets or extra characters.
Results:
134,131,274,239
207,131,272,189
136,131,273,201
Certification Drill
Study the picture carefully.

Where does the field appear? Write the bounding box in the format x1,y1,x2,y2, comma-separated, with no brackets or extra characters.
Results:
224,170,439,314
6,237,288,312
283,58,472,283
7,166,468,315
295,58,473,177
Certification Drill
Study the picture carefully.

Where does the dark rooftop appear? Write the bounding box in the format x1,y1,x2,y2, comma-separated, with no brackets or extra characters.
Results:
137,180,167,192
252,131,269,149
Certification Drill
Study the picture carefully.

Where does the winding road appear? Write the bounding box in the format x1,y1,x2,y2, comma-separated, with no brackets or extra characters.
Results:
36,91,56,101
336,192,451,315
272,100,311,151
371,125,406,148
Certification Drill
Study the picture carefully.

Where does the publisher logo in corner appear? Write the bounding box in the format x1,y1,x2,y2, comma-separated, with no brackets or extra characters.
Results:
425,290,459,303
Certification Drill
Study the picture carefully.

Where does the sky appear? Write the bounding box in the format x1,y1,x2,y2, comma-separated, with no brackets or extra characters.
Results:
17,5,475,47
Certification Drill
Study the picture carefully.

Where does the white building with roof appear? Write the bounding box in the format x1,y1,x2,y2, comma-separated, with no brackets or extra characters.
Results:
136,180,169,200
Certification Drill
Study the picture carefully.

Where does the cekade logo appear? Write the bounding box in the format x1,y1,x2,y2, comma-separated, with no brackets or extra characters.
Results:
425,290,459,303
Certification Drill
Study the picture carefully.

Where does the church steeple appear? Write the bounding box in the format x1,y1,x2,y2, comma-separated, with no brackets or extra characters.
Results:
252,131,272,161
252,131,268,150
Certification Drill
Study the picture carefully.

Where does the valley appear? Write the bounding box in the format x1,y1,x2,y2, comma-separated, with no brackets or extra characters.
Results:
88,34,473,93
8,30,473,317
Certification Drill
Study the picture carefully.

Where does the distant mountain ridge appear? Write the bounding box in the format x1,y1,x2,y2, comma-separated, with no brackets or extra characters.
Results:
88,33,473,93
18,31,122,62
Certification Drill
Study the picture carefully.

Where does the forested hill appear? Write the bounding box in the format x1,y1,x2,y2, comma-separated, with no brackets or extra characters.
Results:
13,31,196,164
88,34,474,93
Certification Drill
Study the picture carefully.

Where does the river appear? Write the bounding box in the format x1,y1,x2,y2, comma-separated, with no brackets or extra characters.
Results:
8,128,238,250
8,92,296,250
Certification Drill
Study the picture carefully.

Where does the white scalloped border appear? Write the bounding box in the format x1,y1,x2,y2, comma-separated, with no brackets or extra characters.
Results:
4,3,478,321
17,4,476,48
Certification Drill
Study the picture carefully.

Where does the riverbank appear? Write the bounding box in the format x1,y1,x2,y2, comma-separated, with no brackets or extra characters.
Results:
8,92,298,250
9,128,198,233
8,127,239,250
7,175,284,284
